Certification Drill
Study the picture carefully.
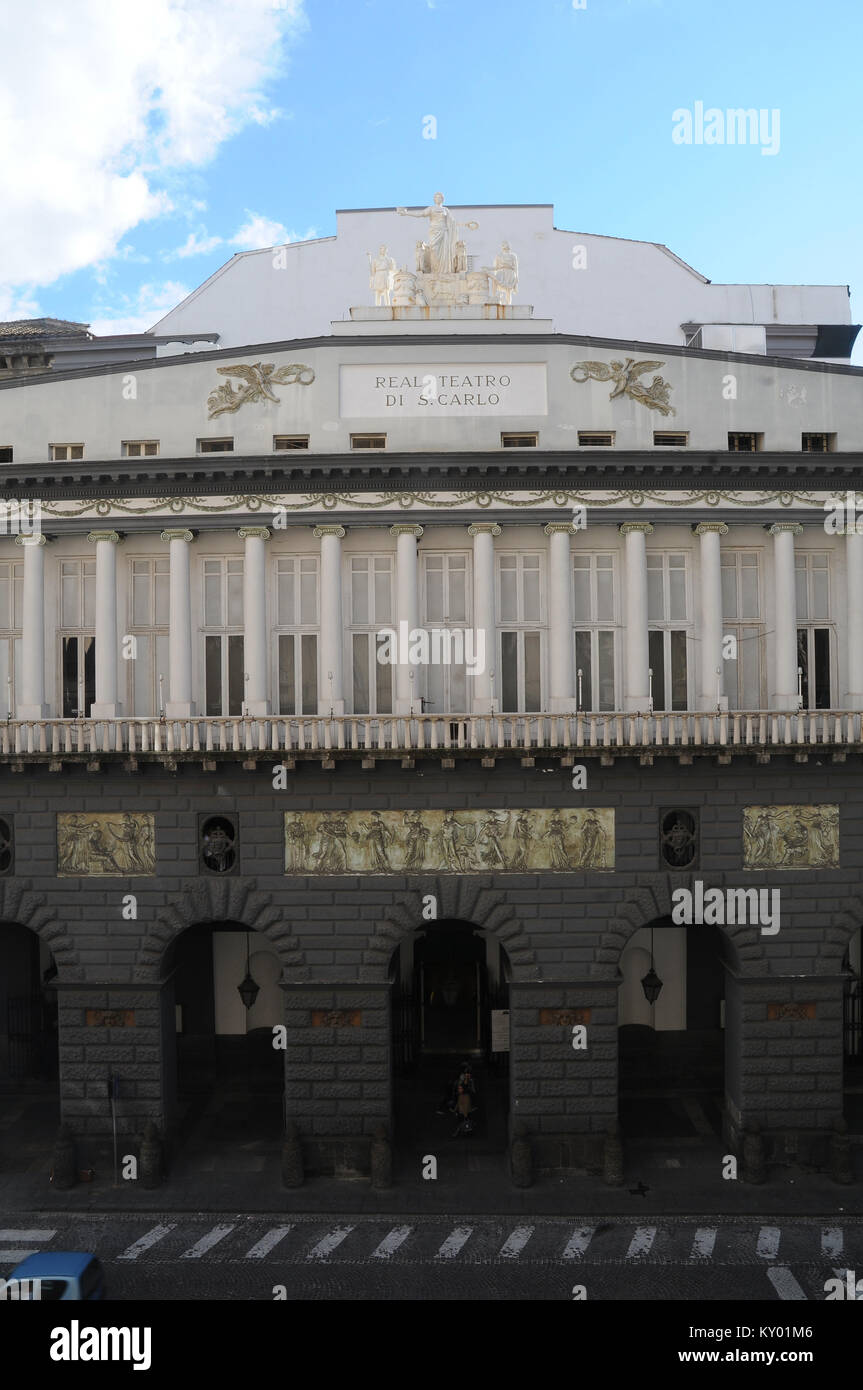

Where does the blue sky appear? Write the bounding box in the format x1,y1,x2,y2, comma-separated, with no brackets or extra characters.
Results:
3,0,861,357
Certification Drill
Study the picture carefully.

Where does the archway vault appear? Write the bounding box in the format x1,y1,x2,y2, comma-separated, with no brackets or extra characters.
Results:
0,878,80,978
365,877,537,983
135,877,307,982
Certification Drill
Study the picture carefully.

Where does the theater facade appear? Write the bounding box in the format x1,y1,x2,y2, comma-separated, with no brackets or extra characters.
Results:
0,198,861,1180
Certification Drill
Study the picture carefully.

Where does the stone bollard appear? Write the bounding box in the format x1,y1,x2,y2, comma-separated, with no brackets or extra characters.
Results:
742,1122,766,1184
281,1121,304,1188
829,1119,854,1185
370,1125,393,1190
510,1121,533,1188
139,1121,165,1189
602,1123,624,1187
51,1124,78,1190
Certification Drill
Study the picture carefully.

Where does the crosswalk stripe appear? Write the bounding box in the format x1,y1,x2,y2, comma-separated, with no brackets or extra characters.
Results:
245,1227,293,1260
499,1226,534,1259
562,1227,595,1260
0,1230,56,1243
117,1224,176,1261
691,1228,716,1259
437,1227,473,1259
307,1226,355,1260
821,1228,843,1259
180,1225,235,1260
767,1266,807,1300
371,1227,413,1260
756,1227,781,1260
626,1226,656,1259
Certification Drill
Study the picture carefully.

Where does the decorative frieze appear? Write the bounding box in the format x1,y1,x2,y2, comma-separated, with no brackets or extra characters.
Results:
58,812,156,877
284,807,614,874
742,805,839,869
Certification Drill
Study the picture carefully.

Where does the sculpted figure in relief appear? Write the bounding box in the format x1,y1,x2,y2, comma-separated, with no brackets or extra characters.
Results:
367,245,396,306
396,192,478,275
483,240,519,305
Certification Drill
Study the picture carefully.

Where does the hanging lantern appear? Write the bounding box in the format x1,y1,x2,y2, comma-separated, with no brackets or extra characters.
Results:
237,933,260,1009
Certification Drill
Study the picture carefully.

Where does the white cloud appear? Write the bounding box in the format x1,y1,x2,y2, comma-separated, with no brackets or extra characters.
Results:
170,230,225,259
230,212,291,250
0,0,305,299
87,281,191,336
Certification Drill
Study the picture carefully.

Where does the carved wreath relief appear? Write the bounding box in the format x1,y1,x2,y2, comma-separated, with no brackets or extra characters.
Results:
58,812,156,877
570,359,676,415
284,807,614,875
742,805,838,869
206,361,315,418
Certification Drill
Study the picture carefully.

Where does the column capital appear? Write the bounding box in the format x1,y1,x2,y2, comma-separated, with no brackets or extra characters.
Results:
767,522,804,536
237,526,271,541
160,528,195,543
87,529,121,544
543,522,576,537
693,522,729,536
389,524,424,539
313,525,346,539
467,523,501,537
15,533,48,547
619,521,654,536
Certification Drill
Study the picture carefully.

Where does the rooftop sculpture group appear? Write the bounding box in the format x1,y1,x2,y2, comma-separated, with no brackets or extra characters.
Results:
367,192,518,308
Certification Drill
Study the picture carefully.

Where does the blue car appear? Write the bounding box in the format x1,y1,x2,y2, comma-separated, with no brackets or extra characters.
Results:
4,1252,105,1301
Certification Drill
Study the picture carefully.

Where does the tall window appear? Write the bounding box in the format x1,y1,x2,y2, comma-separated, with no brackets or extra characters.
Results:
275,556,318,715
647,552,689,711
423,553,469,713
0,561,22,716
351,556,393,714
203,558,244,716
721,552,764,709
498,553,543,711
795,552,833,708
572,552,616,711
59,559,95,717
128,558,169,715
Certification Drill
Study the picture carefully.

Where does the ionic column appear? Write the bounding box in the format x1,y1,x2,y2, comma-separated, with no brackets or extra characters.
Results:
390,524,424,714
846,527,863,709
238,526,271,715
15,533,48,718
544,522,575,711
467,522,501,711
161,528,195,717
769,522,803,708
314,525,346,714
87,530,121,718
619,521,654,711
694,522,728,710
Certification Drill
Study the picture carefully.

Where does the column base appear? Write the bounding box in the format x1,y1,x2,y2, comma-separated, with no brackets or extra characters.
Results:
699,694,729,713
770,694,802,711
165,701,195,718
548,696,577,714
623,695,651,713
90,702,120,719
318,700,346,716
16,703,49,719
843,693,863,711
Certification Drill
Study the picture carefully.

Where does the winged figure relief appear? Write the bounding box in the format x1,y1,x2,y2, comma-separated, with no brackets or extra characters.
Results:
570,358,676,416
207,361,315,417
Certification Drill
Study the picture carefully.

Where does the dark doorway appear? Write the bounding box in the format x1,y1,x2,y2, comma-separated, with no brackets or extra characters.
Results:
0,924,59,1090
618,917,726,1141
164,922,284,1141
390,920,510,1160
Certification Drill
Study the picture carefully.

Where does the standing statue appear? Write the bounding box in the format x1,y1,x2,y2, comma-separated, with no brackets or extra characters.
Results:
367,245,396,306
396,192,478,275
483,240,519,305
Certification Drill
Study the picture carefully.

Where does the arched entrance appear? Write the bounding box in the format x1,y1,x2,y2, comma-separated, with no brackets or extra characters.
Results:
617,916,727,1140
390,919,510,1157
164,922,285,1140
0,923,60,1165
